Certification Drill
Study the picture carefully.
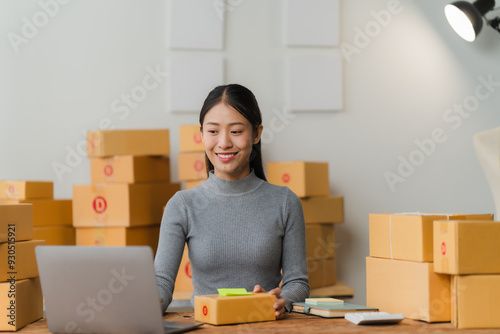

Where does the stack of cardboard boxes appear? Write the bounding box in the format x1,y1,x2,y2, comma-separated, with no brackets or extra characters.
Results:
433,219,500,329
366,213,494,323
0,204,44,331
72,129,180,255
178,124,207,190
267,161,348,295
0,181,74,245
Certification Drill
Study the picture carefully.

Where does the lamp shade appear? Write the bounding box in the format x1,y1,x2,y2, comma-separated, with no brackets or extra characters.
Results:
444,0,495,42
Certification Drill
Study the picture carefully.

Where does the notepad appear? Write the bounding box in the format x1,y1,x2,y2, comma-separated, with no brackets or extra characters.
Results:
305,298,344,305
292,302,378,318
217,288,253,296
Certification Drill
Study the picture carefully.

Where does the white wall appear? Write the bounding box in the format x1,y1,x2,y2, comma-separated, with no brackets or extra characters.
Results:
2,0,500,305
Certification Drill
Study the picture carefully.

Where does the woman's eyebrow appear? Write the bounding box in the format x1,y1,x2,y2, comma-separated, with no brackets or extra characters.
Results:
204,122,247,126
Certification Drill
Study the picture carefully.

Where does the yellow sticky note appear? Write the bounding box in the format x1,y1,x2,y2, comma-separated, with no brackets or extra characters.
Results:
217,288,253,296
305,298,344,305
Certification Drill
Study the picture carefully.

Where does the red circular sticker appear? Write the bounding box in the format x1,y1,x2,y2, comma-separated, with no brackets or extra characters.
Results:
203,305,208,316
193,133,202,144
92,196,107,214
185,261,192,279
90,136,95,149
194,160,204,172
441,242,446,256
282,173,291,183
8,185,15,194
104,164,113,177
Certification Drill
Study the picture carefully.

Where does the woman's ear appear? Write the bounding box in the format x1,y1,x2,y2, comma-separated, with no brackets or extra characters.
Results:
253,124,264,144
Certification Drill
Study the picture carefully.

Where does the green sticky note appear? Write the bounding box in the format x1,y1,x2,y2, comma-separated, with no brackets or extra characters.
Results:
217,288,253,296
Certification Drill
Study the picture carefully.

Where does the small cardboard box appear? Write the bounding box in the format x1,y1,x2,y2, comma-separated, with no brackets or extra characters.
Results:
174,245,193,292
366,256,450,322
267,161,329,198
0,181,53,200
1,199,72,227
76,225,160,254
0,277,43,331
90,155,170,184
306,224,335,260
308,258,336,289
178,152,207,181
369,213,494,262
72,182,180,227
301,196,343,223
33,226,75,246
434,220,500,274
194,293,276,325
0,204,33,243
86,129,170,157
0,240,45,282
180,124,204,152
451,274,500,329
184,180,205,190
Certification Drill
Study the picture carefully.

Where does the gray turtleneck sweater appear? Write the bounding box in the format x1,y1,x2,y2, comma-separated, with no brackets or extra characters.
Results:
154,170,309,313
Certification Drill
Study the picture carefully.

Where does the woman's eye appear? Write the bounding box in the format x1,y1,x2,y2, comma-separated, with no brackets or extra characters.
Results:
231,131,243,134
207,130,217,134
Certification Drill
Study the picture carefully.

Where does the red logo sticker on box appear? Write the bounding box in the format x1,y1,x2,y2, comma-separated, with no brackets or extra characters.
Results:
8,185,15,194
194,160,204,172
282,173,290,183
203,305,208,316
104,164,113,177
441,242,446,255
193,133,202,144
185,261,192,279
93,196,107,214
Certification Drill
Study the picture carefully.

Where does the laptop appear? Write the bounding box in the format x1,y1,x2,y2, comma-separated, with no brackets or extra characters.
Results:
35,246,203,334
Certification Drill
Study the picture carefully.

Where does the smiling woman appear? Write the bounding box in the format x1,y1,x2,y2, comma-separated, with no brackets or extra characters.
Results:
154,84,310,321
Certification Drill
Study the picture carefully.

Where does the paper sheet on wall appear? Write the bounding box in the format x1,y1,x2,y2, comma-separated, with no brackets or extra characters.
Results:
473,127,500,219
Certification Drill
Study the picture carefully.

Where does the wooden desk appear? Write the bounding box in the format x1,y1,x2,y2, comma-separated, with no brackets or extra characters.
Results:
16,312,500,333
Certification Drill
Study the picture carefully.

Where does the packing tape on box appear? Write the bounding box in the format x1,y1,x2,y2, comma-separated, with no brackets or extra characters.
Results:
388,212,451,259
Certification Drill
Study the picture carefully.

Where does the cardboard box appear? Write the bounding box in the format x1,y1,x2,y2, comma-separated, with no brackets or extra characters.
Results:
33,226,75,245
86,129,170,157
184,180,205,190
76,225,159,254
0,181,53,200
174,245,193,292
301,196,343,223
369,213,494,262
0,277,43,331
180,124,204,152
72,182,180,227
451,274,500,329
194,293,276,325
306,224,335,260
178,152,207,181
90,155,170,184
1,199,72,227
0,240,45,282
267,161,329,198
434,220,500,274
0,204,33,243
366,256,450,322
308,258,336,289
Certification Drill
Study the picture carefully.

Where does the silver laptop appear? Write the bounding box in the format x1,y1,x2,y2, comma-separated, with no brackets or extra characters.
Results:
35,246,203,334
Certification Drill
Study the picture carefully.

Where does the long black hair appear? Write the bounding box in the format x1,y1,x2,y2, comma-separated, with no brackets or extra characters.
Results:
199,84,267,181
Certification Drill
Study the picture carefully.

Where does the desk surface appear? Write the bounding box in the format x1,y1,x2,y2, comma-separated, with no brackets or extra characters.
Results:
18,312,499,333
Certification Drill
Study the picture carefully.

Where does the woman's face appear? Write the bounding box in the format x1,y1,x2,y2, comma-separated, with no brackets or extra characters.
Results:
201,102,263,181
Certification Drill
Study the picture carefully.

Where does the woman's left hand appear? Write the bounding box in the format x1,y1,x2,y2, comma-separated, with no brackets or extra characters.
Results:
253,285,286,320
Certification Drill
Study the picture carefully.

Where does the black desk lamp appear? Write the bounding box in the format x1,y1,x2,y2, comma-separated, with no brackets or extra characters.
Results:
445,0,500,41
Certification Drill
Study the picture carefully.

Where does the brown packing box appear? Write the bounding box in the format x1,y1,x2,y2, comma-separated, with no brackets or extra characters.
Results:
72,182,180,227
451,275,500,329
369,213,494,262
0,199,72,227
0,204,33,243
301,196,343,223
180,124,204,152
306,224,335,260
174,245,194,292
86,129,170,157
178,152,207,181
33,226,75,245
0,181,53,200
91,155,170,184
184,180,205,190
366,257,450,322
194,293,275,325
267,161,329,198
308,258,336,289
76,225,160,254
0,240,45,281
0,277,43,331
434,220,500,274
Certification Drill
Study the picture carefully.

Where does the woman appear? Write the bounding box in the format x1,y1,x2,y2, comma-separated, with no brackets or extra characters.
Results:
155,84,309,319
